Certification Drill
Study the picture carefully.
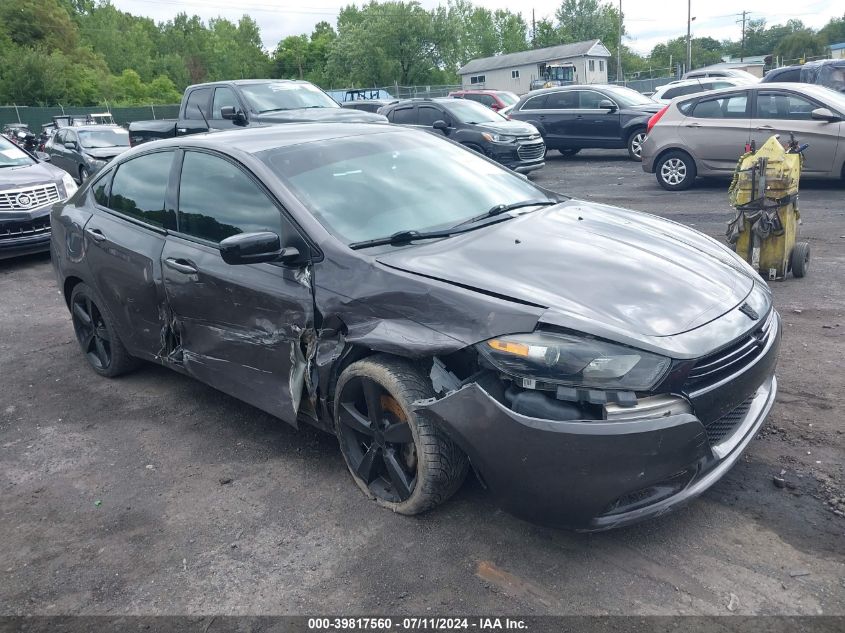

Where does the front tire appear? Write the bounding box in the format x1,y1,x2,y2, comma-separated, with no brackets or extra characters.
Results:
70,283,138,377
78,166,90,185
656,150,696,191
627,129,647,161
558,148,580,157
334,355,469,515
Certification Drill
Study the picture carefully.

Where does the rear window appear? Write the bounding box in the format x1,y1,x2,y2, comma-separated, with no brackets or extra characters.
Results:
691,95,748,118
184,88,212,120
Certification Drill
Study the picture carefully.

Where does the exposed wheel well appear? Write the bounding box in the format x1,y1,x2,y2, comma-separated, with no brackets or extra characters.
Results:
63,276,84,309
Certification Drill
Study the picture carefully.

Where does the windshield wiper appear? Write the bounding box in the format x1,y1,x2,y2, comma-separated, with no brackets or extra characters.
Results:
452,198,556,228
258,107,292,113
349,229,457,250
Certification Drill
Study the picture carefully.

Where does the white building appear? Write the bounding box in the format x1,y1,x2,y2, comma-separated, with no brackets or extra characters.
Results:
457,40,612,95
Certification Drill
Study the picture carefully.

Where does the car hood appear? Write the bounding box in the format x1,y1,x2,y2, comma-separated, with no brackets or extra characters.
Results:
254,108,387,124
376,201,756,339
83,147,128,160
0,161,64,190
474,120,540,136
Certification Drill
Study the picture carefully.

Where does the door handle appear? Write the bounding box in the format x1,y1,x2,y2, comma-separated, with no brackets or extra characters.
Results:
176,128,187,134
164,258,198,275
685,122,701,128
84,227,106,243
756,125,774,130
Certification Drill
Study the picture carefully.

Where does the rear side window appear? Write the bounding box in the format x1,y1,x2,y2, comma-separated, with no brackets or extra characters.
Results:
177,151,283,243
184,88,212,120
691,95,748,118
391,107,416,125
545,91,579,109
663,84,700,100
109,151,175,229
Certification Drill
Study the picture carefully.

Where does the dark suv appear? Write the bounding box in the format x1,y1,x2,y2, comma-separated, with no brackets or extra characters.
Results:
509,85,662,160
380,98,545,173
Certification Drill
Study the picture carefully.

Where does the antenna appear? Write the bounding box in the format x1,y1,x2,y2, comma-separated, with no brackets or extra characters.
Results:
196,104,211,132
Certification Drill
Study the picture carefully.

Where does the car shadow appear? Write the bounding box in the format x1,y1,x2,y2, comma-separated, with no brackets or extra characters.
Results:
0,251,51,271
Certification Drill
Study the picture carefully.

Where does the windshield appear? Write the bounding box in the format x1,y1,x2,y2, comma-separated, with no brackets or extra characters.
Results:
499,92,519,105
443,99,505,124
78,128,129,149
0,135,34,168
259,130,545,245
602,86,655,107
240,82,339,113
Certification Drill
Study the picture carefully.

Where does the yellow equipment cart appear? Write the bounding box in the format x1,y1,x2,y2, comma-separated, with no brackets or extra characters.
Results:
727,135,810,280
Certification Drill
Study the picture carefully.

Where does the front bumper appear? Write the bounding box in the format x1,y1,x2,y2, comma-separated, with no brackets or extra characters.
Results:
489,141,546,174
418,322,779,530
0,207,52,260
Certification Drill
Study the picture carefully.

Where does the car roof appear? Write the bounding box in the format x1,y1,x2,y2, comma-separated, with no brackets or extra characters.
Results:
672,82,842,103
656,77,739,89
520,84,616,97
187,79,310,89
129,123,404,156
452,89,504,95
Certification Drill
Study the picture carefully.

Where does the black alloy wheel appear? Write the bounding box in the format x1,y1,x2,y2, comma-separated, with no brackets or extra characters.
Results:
334,356,468,515
337,376,417,503
72,293,112,372
69,283,138,377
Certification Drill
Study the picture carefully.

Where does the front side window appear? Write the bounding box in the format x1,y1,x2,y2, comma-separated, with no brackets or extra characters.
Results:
212,87,240,119
177,151,283,243
259,131,544,245
579,91,609,109
691,94,749,118
418,106,443,126
184,88,212,120
92,173,110,206
109,151,175,229
756,93,816,120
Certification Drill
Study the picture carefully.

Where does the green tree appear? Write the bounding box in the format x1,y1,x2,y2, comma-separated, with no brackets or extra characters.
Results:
774,31,827,64
555,0,621,46
818,14,845,45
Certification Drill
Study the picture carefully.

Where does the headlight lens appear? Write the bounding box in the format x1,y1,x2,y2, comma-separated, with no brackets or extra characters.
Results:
61,173,78,198
481,132,517,143
476,332,671,391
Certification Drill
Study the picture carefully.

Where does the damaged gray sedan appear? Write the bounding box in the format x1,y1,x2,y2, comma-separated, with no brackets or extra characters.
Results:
51,124,780,530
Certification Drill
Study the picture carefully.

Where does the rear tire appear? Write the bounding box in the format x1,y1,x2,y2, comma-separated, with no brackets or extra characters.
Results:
627,128,647,161
656,150,696,191
70,283,139,377
791,241,810,278
334,355,469,516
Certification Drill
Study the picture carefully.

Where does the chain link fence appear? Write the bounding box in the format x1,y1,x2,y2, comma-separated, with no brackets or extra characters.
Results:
0,104,180,131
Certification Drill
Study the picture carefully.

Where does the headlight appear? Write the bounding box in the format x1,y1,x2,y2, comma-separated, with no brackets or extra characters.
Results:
61,173,78,199
476,332,671,391
481,132,517,143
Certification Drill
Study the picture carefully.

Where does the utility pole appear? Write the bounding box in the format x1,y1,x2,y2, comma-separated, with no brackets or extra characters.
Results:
617,0,623,82
532,9,536,49
738,10,748,62
686,0,692,74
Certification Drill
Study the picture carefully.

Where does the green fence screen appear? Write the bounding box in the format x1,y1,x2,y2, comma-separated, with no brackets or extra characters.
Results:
0,105,180,131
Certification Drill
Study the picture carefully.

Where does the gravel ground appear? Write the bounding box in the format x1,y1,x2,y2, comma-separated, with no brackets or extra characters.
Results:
1,150,843,616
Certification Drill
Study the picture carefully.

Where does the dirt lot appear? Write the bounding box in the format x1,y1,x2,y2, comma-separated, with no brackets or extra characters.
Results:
1,150,843,617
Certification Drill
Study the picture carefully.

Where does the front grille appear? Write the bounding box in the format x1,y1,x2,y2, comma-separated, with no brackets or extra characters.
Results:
705,396,753,444
517,141,545,161
0,183,61,211
685,311,775,390
0,216,51,241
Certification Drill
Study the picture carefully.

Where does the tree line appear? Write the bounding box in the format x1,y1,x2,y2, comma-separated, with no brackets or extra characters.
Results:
1,0,843,106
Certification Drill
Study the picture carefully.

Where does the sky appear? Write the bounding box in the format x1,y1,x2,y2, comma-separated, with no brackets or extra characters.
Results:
110,0,843,55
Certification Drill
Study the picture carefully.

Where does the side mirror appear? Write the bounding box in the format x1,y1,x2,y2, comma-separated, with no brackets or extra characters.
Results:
598,100,617,111
810,107,841,122
64,141,77,150
220,232,304,266
432,119,449,131
220,106,247,124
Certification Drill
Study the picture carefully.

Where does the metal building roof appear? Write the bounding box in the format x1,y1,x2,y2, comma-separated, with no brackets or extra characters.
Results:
458,40,610,75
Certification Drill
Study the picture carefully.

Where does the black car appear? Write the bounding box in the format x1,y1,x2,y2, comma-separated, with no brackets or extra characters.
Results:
380,98,545,173
1,134,76,259
45,125,131,184
52,124,780,530
761,65,802,83
509,84,662,160
341,99,398,113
